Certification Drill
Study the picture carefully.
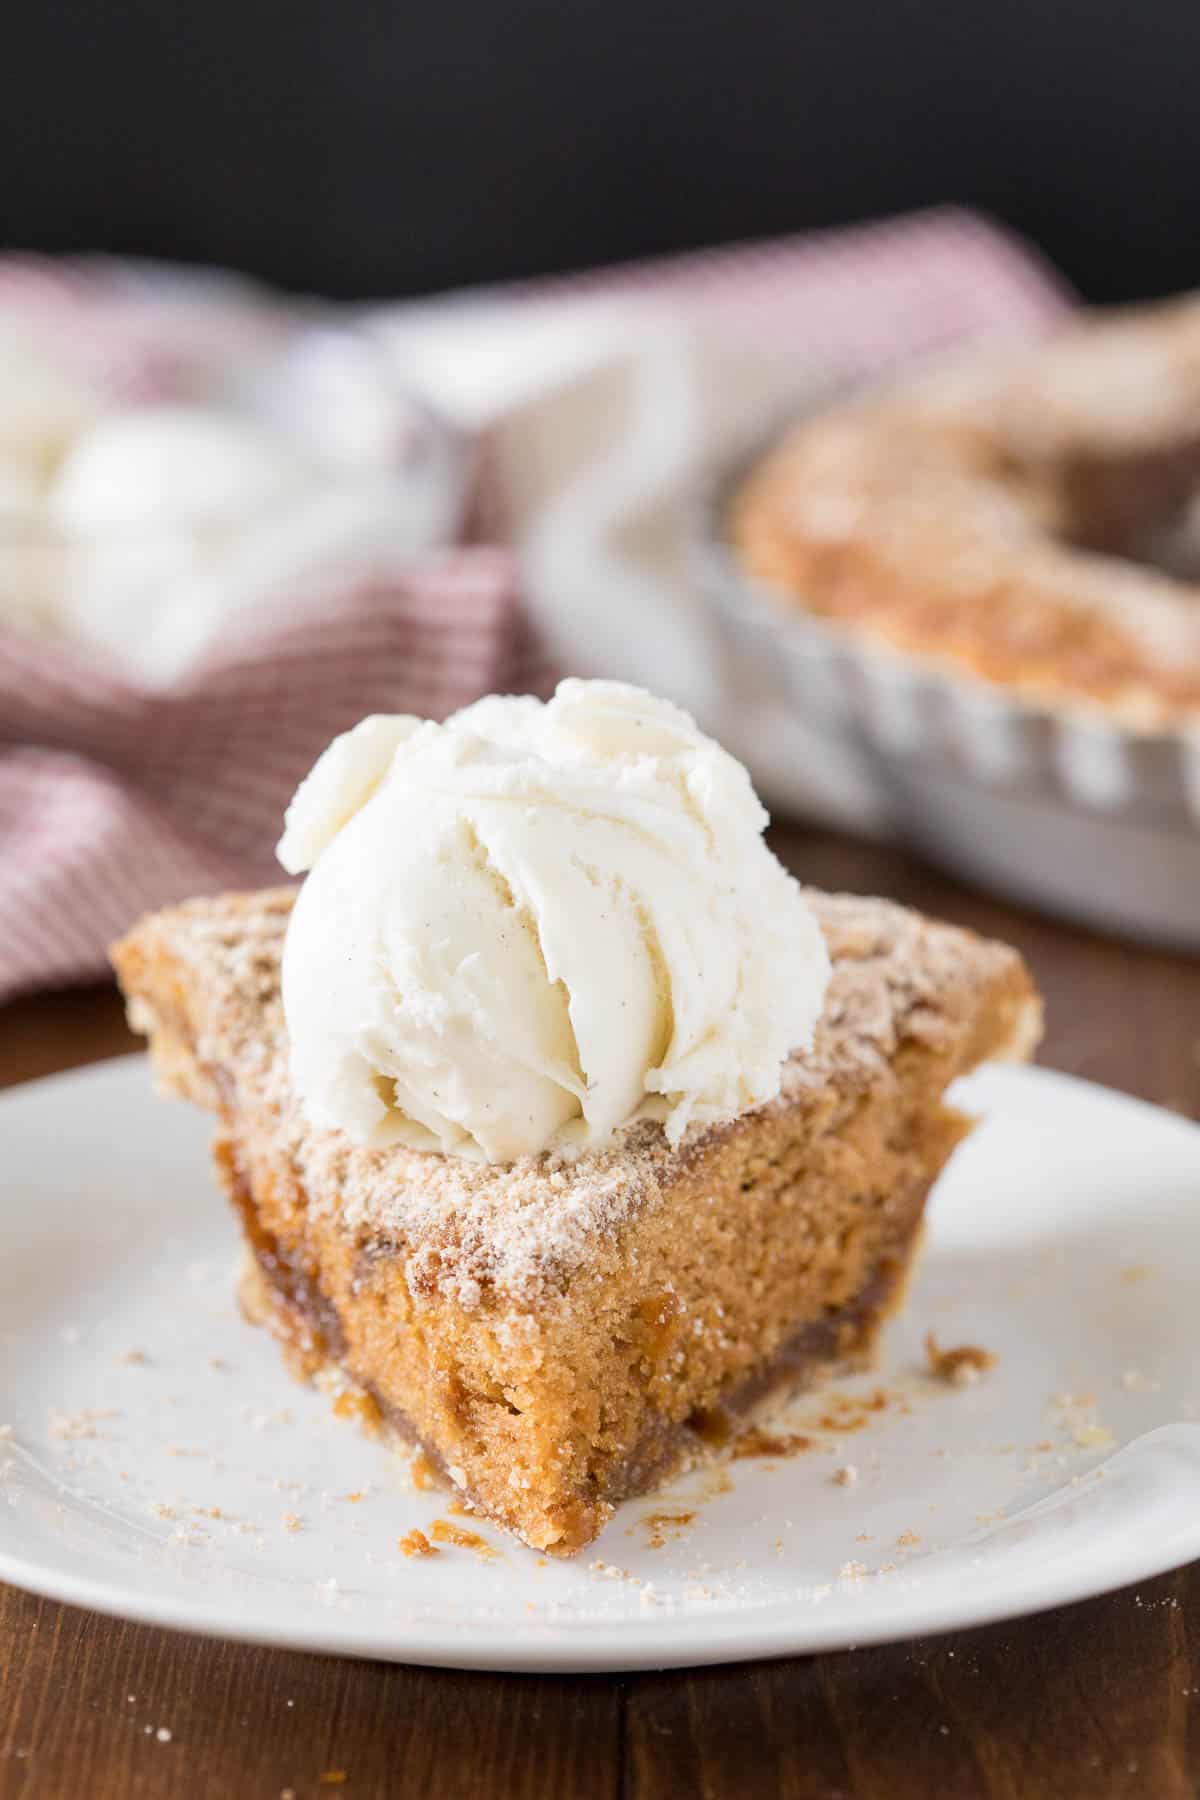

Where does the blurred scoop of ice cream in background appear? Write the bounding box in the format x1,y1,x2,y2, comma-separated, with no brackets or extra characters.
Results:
0,220,1072,1000
0,275,467,685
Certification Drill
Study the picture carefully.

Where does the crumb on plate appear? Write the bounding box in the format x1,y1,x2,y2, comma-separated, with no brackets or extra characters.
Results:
924,1331,997,1387
399,1529,438,1559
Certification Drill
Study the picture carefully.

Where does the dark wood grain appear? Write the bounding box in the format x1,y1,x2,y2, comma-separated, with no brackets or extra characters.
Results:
0,1586,621,1799
628,1569,1198,1799
2,829,1198,1800
0,983,136,1093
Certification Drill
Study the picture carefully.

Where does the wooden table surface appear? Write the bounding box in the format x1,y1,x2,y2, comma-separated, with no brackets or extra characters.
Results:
2,827,1199,1800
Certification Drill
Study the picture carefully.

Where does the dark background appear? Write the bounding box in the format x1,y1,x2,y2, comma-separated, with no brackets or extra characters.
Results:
5,0,1198,303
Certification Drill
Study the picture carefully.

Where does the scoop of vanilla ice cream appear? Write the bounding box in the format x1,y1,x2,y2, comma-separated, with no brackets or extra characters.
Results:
49,405,313,531
277,680,830,1163
42,405,317,682
40,403,460,686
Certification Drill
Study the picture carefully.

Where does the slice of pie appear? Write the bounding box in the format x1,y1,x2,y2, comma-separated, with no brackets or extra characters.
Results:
112,886,1039,1557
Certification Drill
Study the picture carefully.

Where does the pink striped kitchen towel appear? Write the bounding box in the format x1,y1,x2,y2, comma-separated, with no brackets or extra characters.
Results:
0,210,1070,1001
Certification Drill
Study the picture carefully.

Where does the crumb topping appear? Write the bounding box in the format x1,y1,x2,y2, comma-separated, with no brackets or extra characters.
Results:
115,886,1035,1309
731,1427,813,1461
924,1332,999,1387
398,1528,437,1558
429,1518,497,1559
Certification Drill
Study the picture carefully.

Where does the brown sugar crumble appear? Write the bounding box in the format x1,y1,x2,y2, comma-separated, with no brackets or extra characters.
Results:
640,1510,696,1549
398,1529,438,1559
409,1452,439,1492
1051,1391,1116,1451
48,1408,119,1441
331,1388,382,1433
809,1387,902,1434
924,1332,998,1387
429,1518,497,1559
731,1427,813,1461
281,1513,303,1533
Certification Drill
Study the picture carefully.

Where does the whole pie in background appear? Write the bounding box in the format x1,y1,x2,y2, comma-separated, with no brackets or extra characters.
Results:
730,297,1200,729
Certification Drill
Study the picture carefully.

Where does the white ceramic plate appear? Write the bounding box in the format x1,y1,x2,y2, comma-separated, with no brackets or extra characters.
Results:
1,1057,1198,1672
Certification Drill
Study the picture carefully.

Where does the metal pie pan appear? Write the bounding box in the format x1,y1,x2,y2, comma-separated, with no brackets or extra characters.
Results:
697,444,1200,951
